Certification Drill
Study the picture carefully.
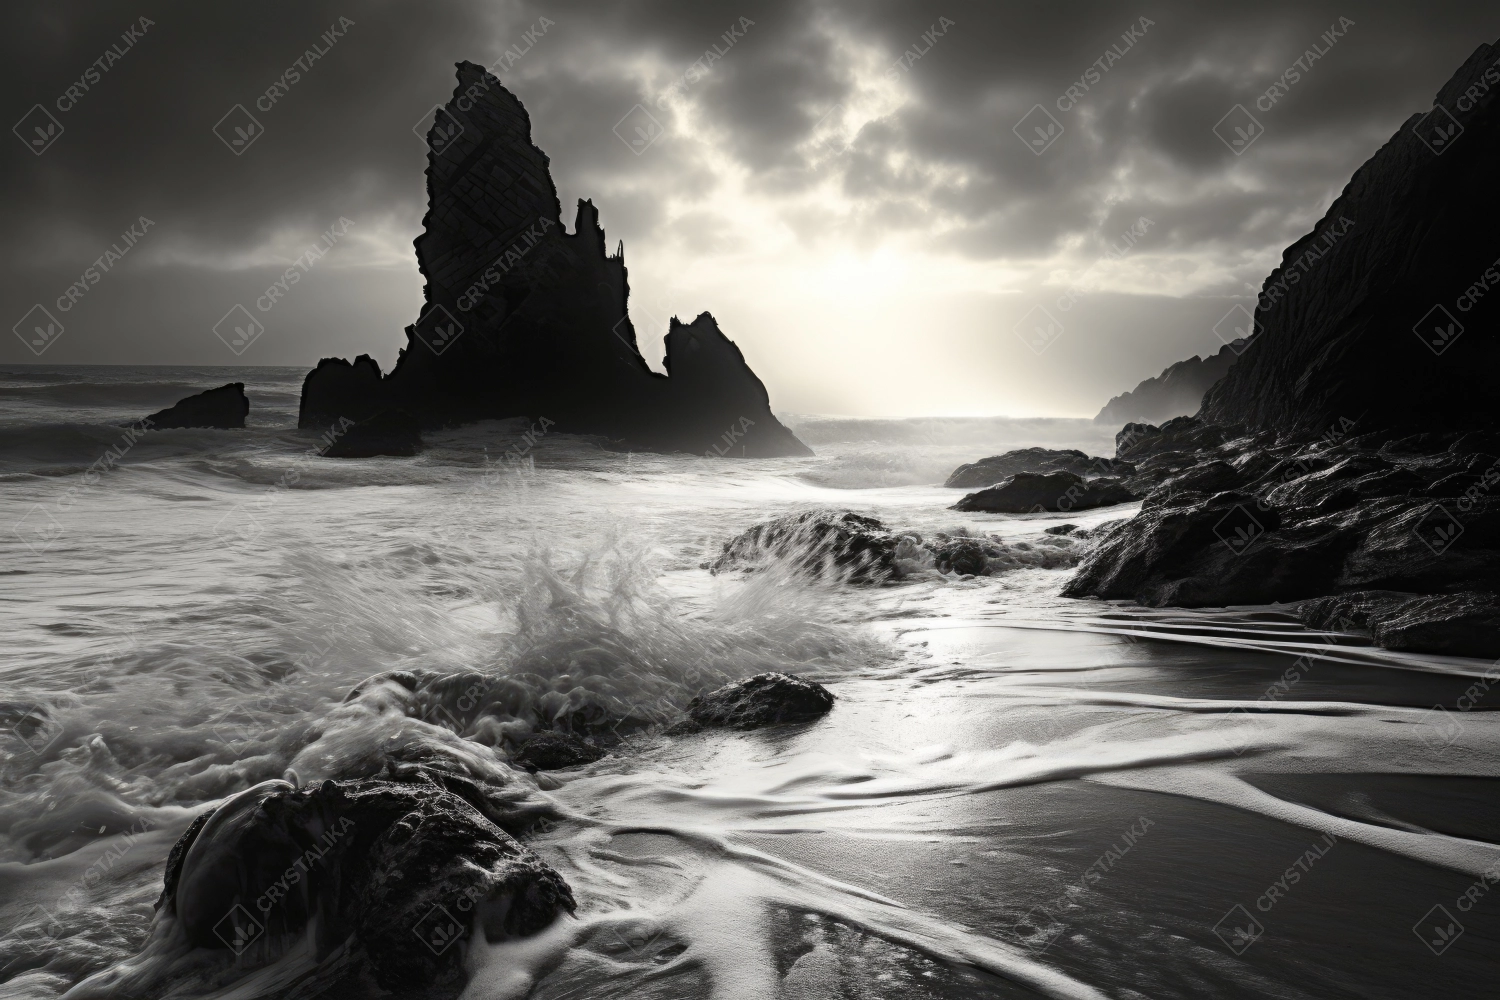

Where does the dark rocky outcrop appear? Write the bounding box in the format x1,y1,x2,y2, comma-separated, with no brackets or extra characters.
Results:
510,732,606,771
323,409,423,457
1094,342,1242,426
145,383,248,429
711,510,1084,582
1063,41,1500,657
945,447,1132,489
1196,41,1500,436
677,672,835,732
951,471,1138,514
1294,590,1500,659
298,61,809,458
157,767,573,992
710,510,903,583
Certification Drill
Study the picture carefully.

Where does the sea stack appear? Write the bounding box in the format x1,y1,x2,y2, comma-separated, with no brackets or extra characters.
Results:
298,61,809,458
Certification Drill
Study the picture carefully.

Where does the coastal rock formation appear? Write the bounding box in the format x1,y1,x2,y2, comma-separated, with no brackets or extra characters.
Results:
298,61,809,458
158,769,574,992
1094,342,1241,426
679,672,835,731
952,471,1137,514
945,447,1133,489
1066,41,1500,656
145,383,248,429
1197,41,1500,435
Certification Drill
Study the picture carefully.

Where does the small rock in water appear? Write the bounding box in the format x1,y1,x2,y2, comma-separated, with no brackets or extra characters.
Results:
1044,523,1080,536
951,471,1138,514
144,382,249,429
711,510,901,583
511,731,607,771
679,672,835,731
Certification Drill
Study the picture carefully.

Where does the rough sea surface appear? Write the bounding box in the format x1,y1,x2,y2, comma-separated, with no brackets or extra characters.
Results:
2,366,1497,999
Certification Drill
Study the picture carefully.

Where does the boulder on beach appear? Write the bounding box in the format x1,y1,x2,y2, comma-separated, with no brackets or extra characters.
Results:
944,447,1132,489
951,471,1138,513
297,60,809,458
677,672,835,732
158,769,574,991
145,383,249,429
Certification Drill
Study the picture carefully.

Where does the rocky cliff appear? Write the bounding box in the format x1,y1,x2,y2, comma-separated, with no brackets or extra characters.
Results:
299,61,809,458
1200,41,1500,435
1063,40,1500,658
1093,341,1241,426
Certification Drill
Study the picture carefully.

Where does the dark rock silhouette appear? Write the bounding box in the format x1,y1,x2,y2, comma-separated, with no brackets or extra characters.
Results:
678,672,835,731
1198,42,1500,435
299,60,809,458
157,768,573,992
945,447,1132,489
511,732,606,771
145,383,248,429
1094,342,1242,426
323,409,423,457
952,471,1137,514
1066,40,1500,656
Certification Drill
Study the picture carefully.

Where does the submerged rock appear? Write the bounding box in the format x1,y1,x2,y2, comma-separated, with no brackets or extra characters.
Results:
323,409,423,457
951,471,1137,514
680,672,835,731
710,510,901,583
944,447,1131,489
158,769,574,991
145,383,249,429
510,732,606,771
298,61,808,458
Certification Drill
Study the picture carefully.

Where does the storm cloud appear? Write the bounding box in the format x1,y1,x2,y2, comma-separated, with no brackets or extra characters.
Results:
4,0,1498,416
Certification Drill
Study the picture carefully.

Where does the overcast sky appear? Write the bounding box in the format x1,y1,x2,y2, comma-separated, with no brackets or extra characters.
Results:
3,0,1497,417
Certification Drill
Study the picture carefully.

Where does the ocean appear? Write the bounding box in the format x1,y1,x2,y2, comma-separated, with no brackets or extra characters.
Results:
2,366,1497,999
